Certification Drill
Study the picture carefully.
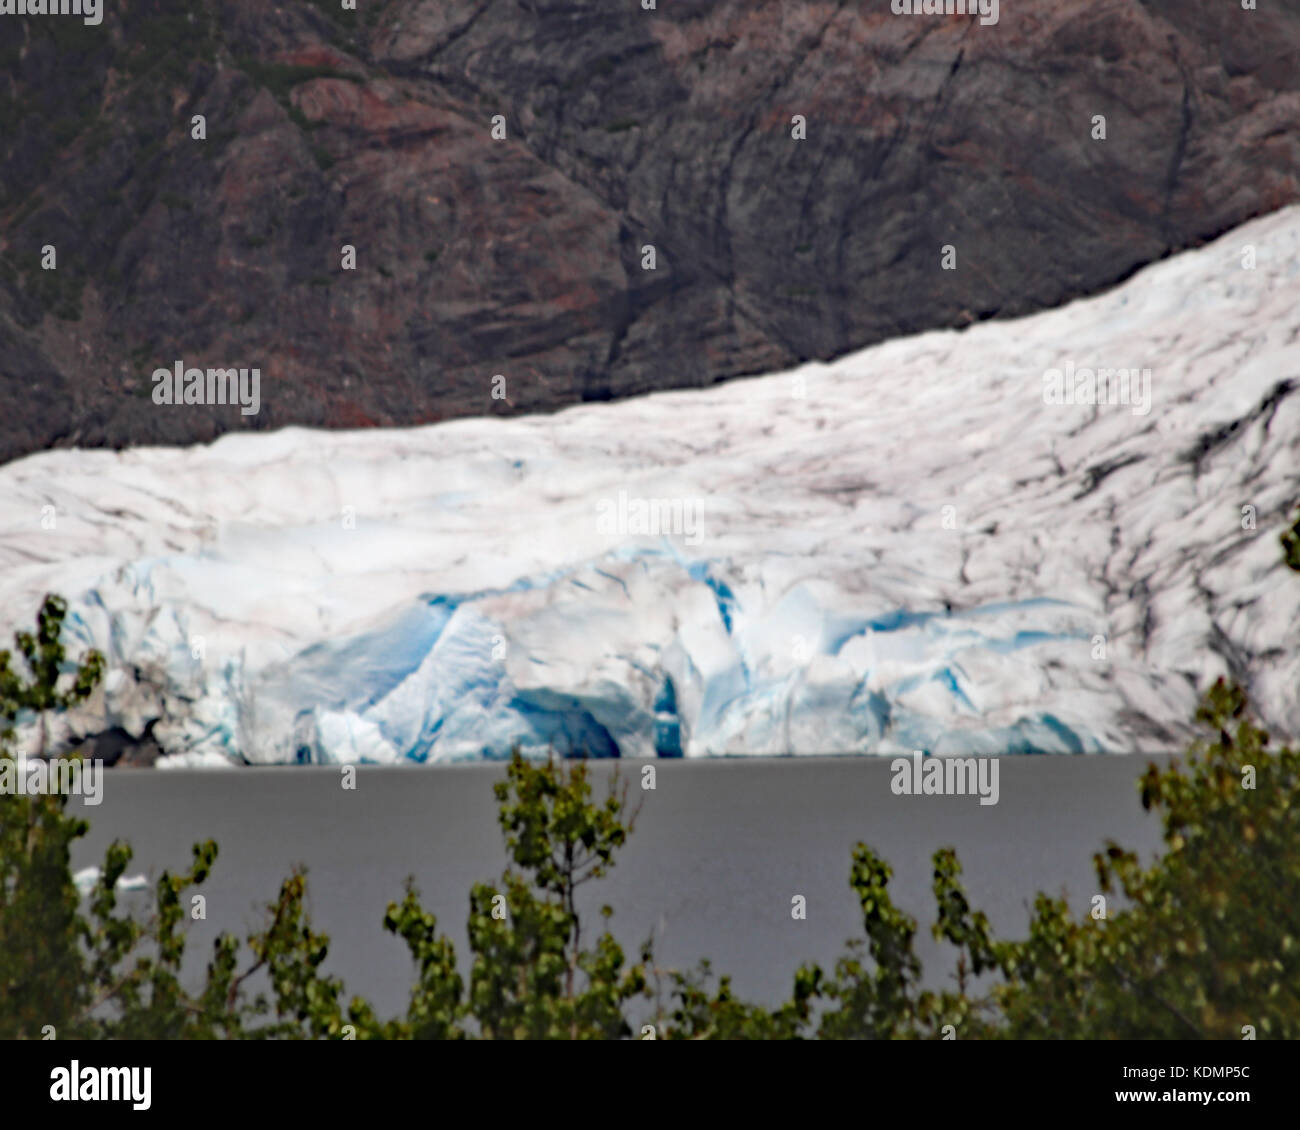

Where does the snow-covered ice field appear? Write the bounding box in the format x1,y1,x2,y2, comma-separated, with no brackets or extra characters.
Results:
2,209,1298,764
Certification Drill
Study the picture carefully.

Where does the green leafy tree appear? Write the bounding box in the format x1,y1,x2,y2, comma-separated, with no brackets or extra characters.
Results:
0,595,104,1038
0,593,103,756
0,596,363,1040
1282,507,1300,573
464,754,648,1038
983,678,1298,1038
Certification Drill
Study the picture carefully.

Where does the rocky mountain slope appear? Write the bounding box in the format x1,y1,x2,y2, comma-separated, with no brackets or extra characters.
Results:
1,0,1298,463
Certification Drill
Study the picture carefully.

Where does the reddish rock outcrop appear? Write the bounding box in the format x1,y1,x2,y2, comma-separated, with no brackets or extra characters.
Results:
0,0,1296,462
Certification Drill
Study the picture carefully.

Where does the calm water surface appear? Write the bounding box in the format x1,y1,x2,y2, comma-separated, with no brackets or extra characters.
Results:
71,756,1169,1017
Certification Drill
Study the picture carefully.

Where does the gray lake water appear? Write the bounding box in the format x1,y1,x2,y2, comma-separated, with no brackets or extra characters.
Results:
69,755,1171,1019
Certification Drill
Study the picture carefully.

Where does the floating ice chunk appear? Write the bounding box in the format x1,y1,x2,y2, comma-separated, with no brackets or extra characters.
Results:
72,868,150,896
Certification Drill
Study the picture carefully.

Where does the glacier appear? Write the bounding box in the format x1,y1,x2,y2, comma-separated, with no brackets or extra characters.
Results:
1,208,1298,764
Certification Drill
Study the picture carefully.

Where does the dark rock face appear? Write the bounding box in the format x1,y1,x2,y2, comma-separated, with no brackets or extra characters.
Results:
0,0,1297,464
89,722,163,769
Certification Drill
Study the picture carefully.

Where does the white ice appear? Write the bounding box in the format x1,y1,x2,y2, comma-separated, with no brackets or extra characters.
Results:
1,208,1297,763
72,868,150,897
